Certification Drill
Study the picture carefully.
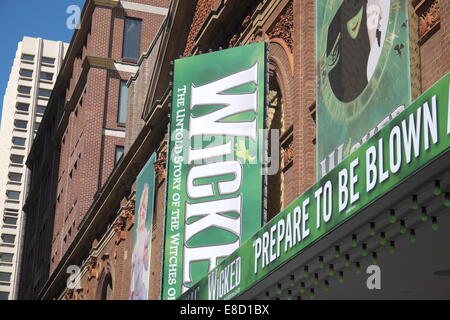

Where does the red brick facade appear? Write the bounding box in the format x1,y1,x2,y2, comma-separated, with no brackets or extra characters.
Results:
20,0,170,299
20,0,449,300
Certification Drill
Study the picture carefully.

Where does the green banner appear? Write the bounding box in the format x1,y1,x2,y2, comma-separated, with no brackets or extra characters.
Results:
130,153,157,300
317,0,411,178
162,42,267,299
180,73,450,300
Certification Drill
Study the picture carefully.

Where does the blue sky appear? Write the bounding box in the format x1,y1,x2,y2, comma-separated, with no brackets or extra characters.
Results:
0,0,85,124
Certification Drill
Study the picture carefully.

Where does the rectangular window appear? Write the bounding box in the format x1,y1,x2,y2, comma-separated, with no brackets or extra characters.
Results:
21,54,34,62
8,172,22,182
0,291,8,300
123,17,142,60
10,155,24,164
18,85,31,95
39,71,53,81
1,234,15,244
115,146,124,165
3,217,17,226
0,272,11,282
41,57,55,65
12,137,26,146
0,253,13,263
34,122,41,131
16,103,29,112
36,106,46,115
38,88,52,98
19,69,33,78
6,190,20,200
117,80,128,124
14,120,28,129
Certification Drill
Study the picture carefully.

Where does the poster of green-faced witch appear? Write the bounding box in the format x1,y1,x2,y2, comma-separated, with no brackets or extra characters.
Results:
129,153,157,300
316,0,411,178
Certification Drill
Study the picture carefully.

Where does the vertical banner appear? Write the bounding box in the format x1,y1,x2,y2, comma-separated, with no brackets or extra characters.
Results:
162,42,266,299
129,153,157,300
317,0,411,178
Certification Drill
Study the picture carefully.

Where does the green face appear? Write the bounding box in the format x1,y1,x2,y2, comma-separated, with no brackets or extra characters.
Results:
347,6,364,39
317,0,411,178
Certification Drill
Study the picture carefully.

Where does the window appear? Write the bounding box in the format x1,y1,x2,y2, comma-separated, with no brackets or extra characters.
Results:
3,217,17,226
0,292,8,300
10,155,24,164
0,253,13,263
267,77,284,221
41,57,55,65
22,54,34,62
19,69,33,78
123,17,142,60
14,119,28,129
117,80,128,124
115,146,124,165
12,137,26,146
6,190,20,200
16,103,29,112
0,272,11,283
8,172,22,182
1,234,15,244
34,122,41,131
18,85,31,95
100,273,113,300
40,71,53,81
38,88,52,98
36,106,46,115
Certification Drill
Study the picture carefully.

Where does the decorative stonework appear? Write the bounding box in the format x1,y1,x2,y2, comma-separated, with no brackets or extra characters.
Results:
408,1,422,100
267,1,294,52
415,0,441,44
86,256,98,279
63,289,74,300
281,127,294,171
183,0,222,56
113,200,135,243
121,200,135,221
153,151,167,186
74,288,84,300
228,10,256,48
282,138,294,169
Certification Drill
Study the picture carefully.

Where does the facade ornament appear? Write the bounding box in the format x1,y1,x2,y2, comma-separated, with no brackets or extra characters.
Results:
113,199,135,243
86,256,98,279
267,1,293,52
416,0,440,43
281,126,294,171
153,151,167,186
63,289,74,300
283,139,294,169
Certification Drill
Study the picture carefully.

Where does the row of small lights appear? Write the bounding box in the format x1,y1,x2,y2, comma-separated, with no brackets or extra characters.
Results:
258,180,449,300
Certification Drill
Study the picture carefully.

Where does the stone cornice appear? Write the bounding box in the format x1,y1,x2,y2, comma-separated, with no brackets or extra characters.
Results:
84,56,116,70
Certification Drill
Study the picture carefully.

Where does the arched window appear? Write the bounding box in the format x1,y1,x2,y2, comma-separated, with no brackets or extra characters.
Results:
267,76,283,221
98,271,113,300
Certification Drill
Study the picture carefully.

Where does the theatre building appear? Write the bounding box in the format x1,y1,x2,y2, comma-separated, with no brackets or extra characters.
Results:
21,0,449,300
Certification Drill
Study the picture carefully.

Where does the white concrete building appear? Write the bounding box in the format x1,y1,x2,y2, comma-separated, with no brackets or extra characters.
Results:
0,37,68,300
